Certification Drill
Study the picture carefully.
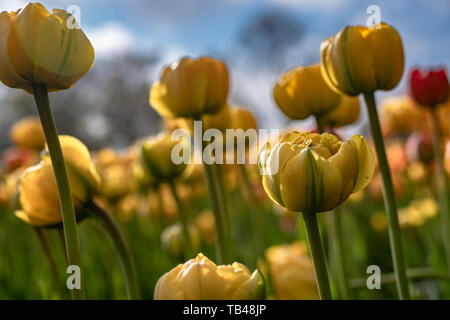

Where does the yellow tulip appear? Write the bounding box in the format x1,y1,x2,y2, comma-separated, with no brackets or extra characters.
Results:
139,132,190,181
229,106,258,131
0,3,94,92
319,95,360,128
10,116,45,150
265,242,319,300
161,223,201,258
177,103,233,133
194,210,217,245
15,135,100,226
0,169,22,207
94,148,136,198
258,131,375,213
154,253,264,300
273,64,342,120
320,23,404,96
133,161,157,192
399,197,438,228
380,96,431,136
150,57,229,119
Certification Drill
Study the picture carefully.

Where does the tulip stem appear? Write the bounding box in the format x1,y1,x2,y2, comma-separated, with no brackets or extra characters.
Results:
430,108,450,273
302,212,332,300
314,115,350,299
364,91,410,299
201,160,231,264
168,180,194,259
239,164,265,260
32,83,85,300
330,207,351,299
86,200,140,299
212,163,234,259
198,116,232,264
34,228,62,298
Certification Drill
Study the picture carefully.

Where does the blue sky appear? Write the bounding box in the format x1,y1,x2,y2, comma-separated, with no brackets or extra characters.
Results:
2,0,450,131
4,0,449,64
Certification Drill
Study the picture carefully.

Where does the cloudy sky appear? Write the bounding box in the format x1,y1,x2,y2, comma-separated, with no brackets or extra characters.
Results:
2,0,450,131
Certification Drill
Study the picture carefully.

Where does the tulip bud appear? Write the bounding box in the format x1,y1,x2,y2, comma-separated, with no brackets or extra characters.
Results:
15,135,100,226
410,68,449,107
265,242,319,300
273,64,342,120
161,223,201,258
94,148,136,199
150,57,229,119
0,3,94,92
406,132,434,164
177,103,233,134
194,210,217,245
154,253,265,300
380,96,431,136
319,95,360,128
320,23,404,96
258,131,375,213
10,116,45,150
0,170,22,208
139,132,190,181
133,161,158,192
2,147,37,172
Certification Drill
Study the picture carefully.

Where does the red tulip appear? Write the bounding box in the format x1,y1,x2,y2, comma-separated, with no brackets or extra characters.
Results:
2,147,36,172
410,68,449,107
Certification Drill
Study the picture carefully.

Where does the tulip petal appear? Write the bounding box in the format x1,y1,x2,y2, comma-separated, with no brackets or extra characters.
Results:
350,135,375,192
0,11,32,92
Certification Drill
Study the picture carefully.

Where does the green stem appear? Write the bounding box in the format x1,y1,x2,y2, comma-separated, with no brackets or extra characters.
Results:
315,115,325,134
364,92,410,300
168,180,193,259
34,228,62,298
314,115,349,299
155,187,165,231
32,83,84,300
197,115,232,264
302,212,332,300
86,201,140,299
330,207,351,299
430,108,450,273
350,267,450,289
58,229,68,265
211,163,234,261
201,160,230,264
239,164,264,260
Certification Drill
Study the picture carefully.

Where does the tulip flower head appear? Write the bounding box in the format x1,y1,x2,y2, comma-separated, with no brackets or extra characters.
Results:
380,95,431,136
273,64,348,120
410,68,449,107
15,135,100,226
265,242,319,300
139,132,190,182
318,95,360,128
258,131,375,213
10,116,45,150
320,23,404,96
161,223,201,258
94,148,136,199
150,57,229,119
154,253,265,300
0,3,94,92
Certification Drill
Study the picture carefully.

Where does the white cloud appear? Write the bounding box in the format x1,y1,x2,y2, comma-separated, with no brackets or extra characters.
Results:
86,22,137,58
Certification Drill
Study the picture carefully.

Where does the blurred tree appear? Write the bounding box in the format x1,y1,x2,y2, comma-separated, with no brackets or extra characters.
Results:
0,53,163,151
238,9,305,70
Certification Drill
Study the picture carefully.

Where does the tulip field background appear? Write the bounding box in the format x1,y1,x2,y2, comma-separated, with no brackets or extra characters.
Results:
1,0,450,301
